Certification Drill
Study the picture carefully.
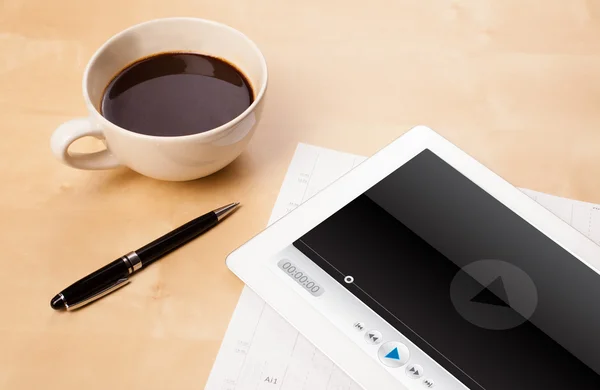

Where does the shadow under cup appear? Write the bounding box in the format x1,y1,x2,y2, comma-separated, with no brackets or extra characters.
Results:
82,18,267,180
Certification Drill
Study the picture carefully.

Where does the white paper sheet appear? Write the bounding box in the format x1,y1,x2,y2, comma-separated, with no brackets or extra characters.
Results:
205,143,600,390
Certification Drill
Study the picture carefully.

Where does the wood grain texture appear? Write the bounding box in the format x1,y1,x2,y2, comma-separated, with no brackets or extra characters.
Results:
1,0,600,388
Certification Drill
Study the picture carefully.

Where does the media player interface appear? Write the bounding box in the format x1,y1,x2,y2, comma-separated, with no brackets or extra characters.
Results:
294,149,600,389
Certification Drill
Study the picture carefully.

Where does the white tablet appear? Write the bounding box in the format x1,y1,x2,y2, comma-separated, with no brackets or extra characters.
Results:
226,126,600,390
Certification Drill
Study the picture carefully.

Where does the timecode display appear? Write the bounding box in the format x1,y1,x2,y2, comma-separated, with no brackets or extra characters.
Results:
277,259,324,297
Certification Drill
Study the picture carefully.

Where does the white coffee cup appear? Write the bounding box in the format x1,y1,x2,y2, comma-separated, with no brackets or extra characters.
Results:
50,17,268,181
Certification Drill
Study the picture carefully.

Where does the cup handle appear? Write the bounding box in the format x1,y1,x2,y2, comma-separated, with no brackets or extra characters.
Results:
50,118,121,170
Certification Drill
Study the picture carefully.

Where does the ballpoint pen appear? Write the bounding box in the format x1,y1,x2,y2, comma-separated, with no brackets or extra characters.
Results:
50,202,240,311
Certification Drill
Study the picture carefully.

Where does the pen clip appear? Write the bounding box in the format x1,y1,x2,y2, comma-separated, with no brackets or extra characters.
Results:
65,277,131,311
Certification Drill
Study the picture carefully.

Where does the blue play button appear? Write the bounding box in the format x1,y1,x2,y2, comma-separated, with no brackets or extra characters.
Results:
385,347,400,360
378,341,410,367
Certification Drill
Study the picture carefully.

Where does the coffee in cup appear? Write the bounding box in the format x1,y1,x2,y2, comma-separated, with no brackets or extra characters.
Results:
50,17,268,181
101,52,254,137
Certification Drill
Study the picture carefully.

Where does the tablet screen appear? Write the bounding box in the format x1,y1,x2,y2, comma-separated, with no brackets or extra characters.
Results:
293,149,600,389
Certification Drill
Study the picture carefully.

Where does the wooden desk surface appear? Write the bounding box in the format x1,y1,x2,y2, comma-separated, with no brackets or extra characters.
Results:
2,0,600,388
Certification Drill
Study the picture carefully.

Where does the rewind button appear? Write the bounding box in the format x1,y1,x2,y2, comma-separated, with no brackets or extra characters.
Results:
365,330,382,345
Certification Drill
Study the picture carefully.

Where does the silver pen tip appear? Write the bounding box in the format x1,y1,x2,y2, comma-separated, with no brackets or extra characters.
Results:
214,202,241,221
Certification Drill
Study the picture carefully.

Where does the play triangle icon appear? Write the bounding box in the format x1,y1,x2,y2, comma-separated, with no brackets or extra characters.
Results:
385,347,400,360
471,276,510,307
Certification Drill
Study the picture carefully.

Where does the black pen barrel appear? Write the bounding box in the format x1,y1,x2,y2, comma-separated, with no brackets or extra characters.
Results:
58,258,129,306
50,204,238,311
136,211,218,267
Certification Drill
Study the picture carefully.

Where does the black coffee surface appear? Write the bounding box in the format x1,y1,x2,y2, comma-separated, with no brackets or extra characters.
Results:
101,52,253,136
